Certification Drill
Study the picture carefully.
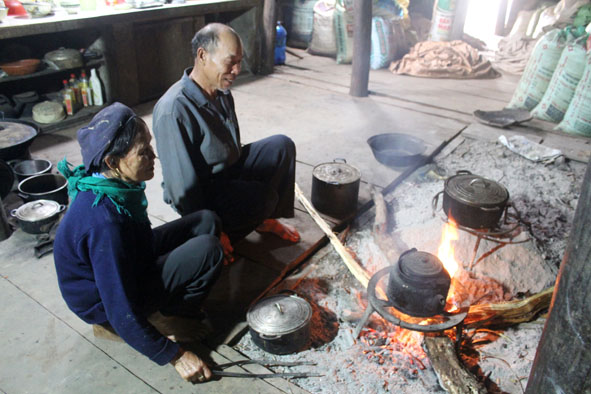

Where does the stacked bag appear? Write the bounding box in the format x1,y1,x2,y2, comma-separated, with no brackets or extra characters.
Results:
507,3,591,138
283,0,408,68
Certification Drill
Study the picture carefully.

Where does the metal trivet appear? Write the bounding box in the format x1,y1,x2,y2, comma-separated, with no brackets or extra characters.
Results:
354,267,467,341
432,200,531,270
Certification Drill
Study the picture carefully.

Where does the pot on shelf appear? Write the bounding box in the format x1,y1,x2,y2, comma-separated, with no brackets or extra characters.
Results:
11,199,65,234
435,170,509,229
311,159,360,218
247,292,312,355
43,48,83,70
17,173,68,205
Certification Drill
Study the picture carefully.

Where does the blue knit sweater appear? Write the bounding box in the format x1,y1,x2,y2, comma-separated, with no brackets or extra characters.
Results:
53,191,179,365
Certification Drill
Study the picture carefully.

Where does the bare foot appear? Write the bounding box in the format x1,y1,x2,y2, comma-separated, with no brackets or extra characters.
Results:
256,219,300,242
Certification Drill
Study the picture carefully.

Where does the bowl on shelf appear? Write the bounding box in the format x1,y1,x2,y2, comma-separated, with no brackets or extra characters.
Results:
0,7,8,21
0,59,41,76
21,1,52,17
60,0,79,13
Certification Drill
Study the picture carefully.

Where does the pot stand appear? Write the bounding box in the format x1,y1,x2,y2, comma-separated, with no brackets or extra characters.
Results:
354,267,467,344
432,194,531,270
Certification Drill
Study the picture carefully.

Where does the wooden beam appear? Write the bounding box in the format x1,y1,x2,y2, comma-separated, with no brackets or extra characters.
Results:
349,0,372,97
495,0,508,36
526,158,591,393
261,0,276,75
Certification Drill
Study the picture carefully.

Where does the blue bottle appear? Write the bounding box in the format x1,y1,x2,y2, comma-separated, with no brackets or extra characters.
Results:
275,21,287,65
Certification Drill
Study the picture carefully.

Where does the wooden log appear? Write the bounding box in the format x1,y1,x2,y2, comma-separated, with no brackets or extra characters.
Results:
465,287,553,328
526,158,591,393
295,183,371,288
424,336,487,394
349,0,371,97
371,186,387,235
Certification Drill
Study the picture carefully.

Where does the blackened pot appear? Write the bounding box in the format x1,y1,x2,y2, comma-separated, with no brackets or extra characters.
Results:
0,119,39,161
311,159,360,218
247,293,312,355
18,173,68,205
441,171,509,229
387,249,451,317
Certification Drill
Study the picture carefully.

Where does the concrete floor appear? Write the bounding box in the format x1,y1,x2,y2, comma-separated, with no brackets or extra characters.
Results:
1,48,590,393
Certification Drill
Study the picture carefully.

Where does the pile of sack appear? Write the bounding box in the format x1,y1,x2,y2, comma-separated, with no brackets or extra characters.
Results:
507,23,591,137
280,0,411,69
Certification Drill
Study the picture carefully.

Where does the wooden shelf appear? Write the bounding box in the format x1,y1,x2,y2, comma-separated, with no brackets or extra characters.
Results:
0,58,104,84
19,104,105,134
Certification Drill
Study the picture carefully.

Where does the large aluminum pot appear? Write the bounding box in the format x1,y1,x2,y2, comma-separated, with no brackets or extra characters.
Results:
11,199,65,234
311,159,360,218
247,293,312,355
0,119,39,161
18,173,68,205
11,159,52,182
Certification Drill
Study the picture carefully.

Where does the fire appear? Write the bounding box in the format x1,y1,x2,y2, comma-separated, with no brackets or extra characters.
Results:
437,219,460,278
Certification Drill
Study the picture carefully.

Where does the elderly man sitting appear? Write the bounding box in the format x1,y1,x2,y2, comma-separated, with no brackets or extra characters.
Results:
152,23,300,244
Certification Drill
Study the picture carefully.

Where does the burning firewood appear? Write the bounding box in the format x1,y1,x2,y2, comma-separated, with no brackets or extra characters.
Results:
424,336,487,394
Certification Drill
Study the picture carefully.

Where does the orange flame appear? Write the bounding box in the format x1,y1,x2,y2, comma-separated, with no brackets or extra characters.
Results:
437,219,459,278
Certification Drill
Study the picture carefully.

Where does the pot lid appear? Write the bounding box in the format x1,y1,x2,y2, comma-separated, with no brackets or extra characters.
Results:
0,121,37,150
13,199,62,221
313,161,361,185
445,172,508,207
44,48,81,62
247,294,312,336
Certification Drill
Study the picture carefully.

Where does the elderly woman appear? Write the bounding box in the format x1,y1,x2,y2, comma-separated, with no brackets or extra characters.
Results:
53,102,221,383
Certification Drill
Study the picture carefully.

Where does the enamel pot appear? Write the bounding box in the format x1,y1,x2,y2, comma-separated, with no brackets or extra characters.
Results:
247,293,312,355
311,159,360,218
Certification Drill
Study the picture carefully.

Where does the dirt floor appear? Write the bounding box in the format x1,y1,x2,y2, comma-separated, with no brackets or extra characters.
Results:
235,137,586,394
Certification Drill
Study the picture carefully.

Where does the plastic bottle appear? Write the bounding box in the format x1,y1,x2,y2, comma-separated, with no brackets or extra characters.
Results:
62,79,74,116
79,71,92,107
69,73,81,109
274,21,287,65
89,68,104,106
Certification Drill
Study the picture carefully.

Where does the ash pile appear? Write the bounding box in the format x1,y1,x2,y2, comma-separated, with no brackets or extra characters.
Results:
235,137,586,393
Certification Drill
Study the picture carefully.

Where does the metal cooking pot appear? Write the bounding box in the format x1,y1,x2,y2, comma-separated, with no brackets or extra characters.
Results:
387,249,451,317
18,173,68,205
247,293,312,355
0,119,39,161
11,159,52,182
434,170,509,230
43,48,83,70
11,199,65,234
311,159,360,218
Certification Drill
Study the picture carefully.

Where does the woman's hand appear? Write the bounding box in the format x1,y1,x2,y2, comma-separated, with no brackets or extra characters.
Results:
171,349,212,383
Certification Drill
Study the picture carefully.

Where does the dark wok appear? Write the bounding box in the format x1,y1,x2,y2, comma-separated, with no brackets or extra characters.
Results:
367,133,427,168
0,119,40,161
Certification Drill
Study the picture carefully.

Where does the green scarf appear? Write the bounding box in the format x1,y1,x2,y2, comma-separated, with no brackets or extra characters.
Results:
58,159,149,224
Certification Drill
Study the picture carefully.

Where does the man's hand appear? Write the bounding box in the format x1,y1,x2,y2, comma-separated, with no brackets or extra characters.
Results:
256,219,300,243
171,349,212,383
219,232,235,265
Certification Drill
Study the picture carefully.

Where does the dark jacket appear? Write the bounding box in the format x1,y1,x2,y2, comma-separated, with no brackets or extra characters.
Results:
152,68,241,215
53,191,179,365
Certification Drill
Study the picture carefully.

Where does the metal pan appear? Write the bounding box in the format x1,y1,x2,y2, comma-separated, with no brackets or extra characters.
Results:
367,133,427,168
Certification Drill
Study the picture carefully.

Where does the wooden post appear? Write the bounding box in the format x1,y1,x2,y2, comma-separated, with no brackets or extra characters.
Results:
349,0,372,97
525,158,591,393
261,0,277,75
450,0,469,41
495,0,508,36
0,196,12,241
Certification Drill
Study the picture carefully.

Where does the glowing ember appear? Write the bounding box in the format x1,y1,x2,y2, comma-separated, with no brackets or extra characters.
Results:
437,219,460,278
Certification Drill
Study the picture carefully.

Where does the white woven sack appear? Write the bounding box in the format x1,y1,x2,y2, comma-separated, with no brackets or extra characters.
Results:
309,0,337,57
507,29,570,110
532,36,587,122
557,43,591,137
